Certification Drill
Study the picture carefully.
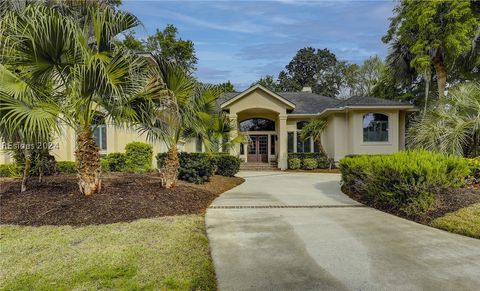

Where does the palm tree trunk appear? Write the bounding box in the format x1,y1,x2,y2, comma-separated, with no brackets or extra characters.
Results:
159,146,179,189
433,50,447,101
423,70,431,114
21,151,31,193
75,126,101,196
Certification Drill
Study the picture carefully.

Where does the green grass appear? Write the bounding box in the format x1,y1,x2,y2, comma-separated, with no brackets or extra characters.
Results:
432,203,480,239
0,215,216,290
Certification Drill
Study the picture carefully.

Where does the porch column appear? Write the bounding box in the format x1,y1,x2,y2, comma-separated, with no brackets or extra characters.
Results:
278,114,288,170
229,114,239,156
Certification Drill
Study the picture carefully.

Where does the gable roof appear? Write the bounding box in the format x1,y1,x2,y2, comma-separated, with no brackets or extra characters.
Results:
220,84,295,109
219,88,415,115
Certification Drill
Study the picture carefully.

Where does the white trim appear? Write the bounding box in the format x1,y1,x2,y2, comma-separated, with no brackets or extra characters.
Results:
221,84,296,109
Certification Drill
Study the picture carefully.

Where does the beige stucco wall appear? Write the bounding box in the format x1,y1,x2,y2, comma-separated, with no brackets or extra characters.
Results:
0,123,196,168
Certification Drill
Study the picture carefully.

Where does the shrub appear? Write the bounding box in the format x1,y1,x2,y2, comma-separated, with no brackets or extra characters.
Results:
212,154,241,177
303,158,318,170
178,153,215,184
339,150,470,215
317,156,335,169
102,152,127,172
125,142,153,173
466,157,480,184
288,158,301,169
57,161,76,174
0,163,21,177
156,152,216,184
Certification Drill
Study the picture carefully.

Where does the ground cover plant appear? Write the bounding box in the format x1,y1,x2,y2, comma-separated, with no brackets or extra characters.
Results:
432,203,480,239
339,150,479,233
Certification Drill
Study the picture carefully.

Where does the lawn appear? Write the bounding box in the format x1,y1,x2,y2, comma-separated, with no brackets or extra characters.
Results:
0,215,215,290
0,173,244,290
432,203,480,239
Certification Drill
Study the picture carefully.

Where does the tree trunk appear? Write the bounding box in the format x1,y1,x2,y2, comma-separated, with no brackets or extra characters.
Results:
159,146,179,189
21,152,31,193
75,126,101,196
316,139,333,170
433,50,447,100
423,69,431,114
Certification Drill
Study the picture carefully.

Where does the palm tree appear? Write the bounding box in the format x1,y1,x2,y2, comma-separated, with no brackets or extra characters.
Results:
299,118,328,155
139,58,221,188
407,82,480,157
200,112,246,153
0,5,161,195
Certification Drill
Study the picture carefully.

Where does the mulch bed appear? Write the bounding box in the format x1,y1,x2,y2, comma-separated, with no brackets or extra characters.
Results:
0,173,244,226
343,184,480,225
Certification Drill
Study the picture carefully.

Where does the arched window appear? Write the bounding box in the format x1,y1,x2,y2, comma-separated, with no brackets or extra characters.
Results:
297,121,309,130
239,118,275,131
363,113,388,142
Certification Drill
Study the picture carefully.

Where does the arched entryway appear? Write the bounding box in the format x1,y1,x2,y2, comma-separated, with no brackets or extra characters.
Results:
239,118,276,163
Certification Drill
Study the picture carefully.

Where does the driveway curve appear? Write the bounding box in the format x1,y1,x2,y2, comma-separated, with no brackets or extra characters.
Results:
206,171,480,291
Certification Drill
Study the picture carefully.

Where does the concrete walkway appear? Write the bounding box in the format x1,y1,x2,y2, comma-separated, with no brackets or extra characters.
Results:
206,171,480,291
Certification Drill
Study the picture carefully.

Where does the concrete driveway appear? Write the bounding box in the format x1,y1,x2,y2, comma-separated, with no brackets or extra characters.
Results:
206,171,480,291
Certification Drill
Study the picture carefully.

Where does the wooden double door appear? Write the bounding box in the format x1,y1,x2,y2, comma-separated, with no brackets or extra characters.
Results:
247,135,268,163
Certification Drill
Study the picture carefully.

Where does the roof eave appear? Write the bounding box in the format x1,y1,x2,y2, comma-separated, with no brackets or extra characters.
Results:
220,84,296,109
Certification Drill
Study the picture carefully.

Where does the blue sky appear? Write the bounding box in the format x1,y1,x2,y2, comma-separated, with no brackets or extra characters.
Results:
121,0,395,90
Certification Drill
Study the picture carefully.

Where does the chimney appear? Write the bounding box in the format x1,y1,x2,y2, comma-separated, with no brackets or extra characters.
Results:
301,86,312,93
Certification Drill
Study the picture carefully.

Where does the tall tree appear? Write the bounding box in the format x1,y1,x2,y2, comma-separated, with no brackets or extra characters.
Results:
383,0,479,101
277,47,344,96
145,24,198,72
250,75,279,91
0,5,164,195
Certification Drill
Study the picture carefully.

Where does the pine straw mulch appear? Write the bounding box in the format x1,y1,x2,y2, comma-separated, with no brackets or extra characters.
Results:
343,183,480,225
0,172,244,227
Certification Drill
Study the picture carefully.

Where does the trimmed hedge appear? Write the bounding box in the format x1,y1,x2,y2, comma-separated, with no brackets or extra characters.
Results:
288,158,301,170
303,158,318,170
57,161,76,174
0,163,21,177
339,150,470,215
102,152,127,172
157,152,241,184
125,142,152,173
287,152,334,170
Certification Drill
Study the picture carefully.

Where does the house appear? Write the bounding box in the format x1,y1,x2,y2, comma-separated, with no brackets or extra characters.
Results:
0,84,416,169
219,84,416,170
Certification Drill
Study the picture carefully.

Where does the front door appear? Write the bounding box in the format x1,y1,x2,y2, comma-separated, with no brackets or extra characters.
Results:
247,135,268,163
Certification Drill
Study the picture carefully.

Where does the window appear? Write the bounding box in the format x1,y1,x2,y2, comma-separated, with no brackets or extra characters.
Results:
296,121,309,130
296,132,311,153
288,132,294,152
270,135,276,155
239,118,275,131
195,136,203,152
240,143,244,155
93,116,107,150
363,113,389,142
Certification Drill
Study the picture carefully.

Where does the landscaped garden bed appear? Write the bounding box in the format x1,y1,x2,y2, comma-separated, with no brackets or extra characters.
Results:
339,151,480,238
1,172,243,226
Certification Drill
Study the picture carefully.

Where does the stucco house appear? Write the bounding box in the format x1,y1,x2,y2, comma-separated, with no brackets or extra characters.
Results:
219,84,416,170
0,84,416,169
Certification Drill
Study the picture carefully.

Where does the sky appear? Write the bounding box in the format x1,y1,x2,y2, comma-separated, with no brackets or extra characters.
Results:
121,0,395,90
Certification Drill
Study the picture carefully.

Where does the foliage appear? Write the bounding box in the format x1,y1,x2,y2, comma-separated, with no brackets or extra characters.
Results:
288,158,301,170
343,56,386,97
432,203,480,239
146,24,198,72
383,0,479,100
56,161,76,174
0,163,21,177
299,119,327,155
277,47,345,96
102,152,127,172
466,157,480,184
212,153,241,177
339,150,470,215
407,83,480,157
302,158,318,170
124,142,153,173
250,75,279,91
157,152,216,184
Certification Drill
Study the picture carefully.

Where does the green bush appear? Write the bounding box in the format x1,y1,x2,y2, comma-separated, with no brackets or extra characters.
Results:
125,142,152,173
303,158,318,170
288,158,301,169
57,161,76,174
212,154,241,177
0,163,21,177
466,157,480,184
156,152,216,184
288,152,334,169
339,150,470,215
102,152,127,172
